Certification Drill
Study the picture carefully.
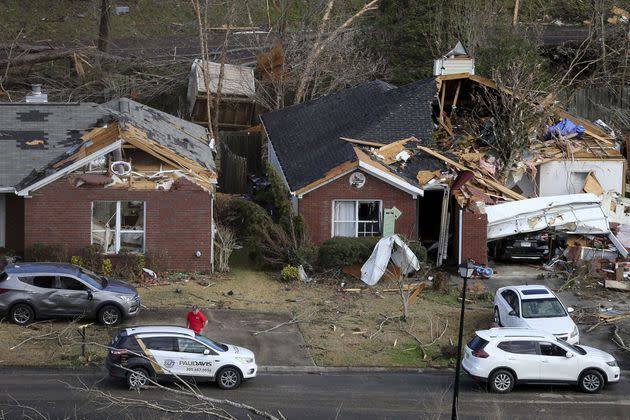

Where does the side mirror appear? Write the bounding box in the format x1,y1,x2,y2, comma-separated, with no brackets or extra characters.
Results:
87,291,93,301
203,349,210,355
565,352,574,358
567,307,574,314
508,310,517,316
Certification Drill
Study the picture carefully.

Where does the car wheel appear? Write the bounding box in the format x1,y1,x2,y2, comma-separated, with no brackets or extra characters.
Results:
127,367,150,389
216,366,242,390
489,369,515,393
493,307,502,327
579,370,604,393
98,305,122,326
10,303,35,325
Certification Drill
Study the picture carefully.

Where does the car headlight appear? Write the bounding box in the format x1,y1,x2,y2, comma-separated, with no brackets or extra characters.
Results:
236,356,254,364
570,326,579,338
118,295,134,302
607,360,618,367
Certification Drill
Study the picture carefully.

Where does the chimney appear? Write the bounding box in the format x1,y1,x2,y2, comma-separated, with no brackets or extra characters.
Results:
25,84,48,103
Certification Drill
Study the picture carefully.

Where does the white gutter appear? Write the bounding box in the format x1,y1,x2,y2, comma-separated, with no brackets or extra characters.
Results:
358,161,424,198
17,140,123,196
458,206,463,265
0,188,15,193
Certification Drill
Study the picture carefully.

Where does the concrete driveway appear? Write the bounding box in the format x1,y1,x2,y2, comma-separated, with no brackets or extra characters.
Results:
466,262,630,369
121,308,315,367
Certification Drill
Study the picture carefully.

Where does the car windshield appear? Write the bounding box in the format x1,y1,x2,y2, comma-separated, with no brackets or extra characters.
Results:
78,268,106,290
521,297,567,318
195,334,229,352
558,339,587,355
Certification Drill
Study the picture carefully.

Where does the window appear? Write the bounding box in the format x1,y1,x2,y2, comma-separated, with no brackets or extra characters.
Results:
521,298,567,319
332,200,381,237
92,201,145,253
539,342,567,357
143,337,176,352
467,335,488,351
19,276,56,289
497,341,538,355
177,338,208,354
57,276,89,291
501,290,519,312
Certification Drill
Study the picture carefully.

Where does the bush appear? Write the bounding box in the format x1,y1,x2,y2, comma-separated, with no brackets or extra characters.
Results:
110,250,140,280
79,245,104,272
432,271,450,293
145,249,169,273
406,240,427,263
70,255,85,267
101,258,113,276
25,243,67,262
317,237,381,269
280,265,300,282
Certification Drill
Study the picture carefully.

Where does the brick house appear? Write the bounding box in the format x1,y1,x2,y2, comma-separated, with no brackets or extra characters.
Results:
260,79,462,266
0,98,216,271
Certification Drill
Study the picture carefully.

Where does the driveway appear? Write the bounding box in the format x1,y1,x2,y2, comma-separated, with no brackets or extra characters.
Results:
121,308,315,367
464,262,630,369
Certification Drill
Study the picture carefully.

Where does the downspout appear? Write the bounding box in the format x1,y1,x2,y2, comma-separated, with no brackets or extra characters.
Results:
210,192,215,273
458,205,463,265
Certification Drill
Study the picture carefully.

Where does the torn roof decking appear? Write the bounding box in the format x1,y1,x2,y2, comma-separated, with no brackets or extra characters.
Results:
4,99,216,192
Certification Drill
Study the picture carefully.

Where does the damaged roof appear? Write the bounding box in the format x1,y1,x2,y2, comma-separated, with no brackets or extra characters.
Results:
0,103,110,189
261,78,437,191
1,98,215,191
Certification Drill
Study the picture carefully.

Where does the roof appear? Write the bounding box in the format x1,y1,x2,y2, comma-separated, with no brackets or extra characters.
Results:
191,59,256,97
1,98,215,191
504,285,554,298
4,262,80,275
261,79,437,191
0,103,110,189
124,326,195,336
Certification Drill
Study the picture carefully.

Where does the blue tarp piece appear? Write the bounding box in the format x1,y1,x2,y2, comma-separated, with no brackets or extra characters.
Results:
545,118,586,140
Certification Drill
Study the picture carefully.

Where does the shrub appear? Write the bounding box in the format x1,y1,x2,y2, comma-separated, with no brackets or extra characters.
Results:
70,255,85,267
79,245,104,272
101,258,113,276
432,271,450,293
145,249,169,274
317,237,380,269
406,241,427,263
280,265,300,282
111,250,140,280
25,243,67,262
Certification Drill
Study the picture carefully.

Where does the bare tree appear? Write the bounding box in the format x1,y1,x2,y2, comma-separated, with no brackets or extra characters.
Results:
97,0,112,53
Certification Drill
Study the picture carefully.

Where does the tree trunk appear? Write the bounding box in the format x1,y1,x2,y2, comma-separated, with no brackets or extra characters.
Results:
98,0,112,53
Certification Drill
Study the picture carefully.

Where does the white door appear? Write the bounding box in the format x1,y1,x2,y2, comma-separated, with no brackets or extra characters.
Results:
498,340,540,380
0,194,5,248
538,341,579,381
175,337,219,378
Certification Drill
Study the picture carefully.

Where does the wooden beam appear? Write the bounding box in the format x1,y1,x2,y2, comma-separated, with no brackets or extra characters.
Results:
452,80,462,108
439,81,447,123
340,137,385,148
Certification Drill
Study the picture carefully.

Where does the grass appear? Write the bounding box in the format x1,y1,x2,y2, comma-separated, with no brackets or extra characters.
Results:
0,260,494,368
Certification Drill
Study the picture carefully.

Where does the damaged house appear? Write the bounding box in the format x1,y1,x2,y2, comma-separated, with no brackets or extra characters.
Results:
261,52,627,267
0,96,216,271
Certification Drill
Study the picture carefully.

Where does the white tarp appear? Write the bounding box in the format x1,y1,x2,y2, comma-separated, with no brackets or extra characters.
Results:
360,235,420,286
484,193,610,240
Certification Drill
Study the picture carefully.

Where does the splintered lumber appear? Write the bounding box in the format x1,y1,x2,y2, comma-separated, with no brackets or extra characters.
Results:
605,279,630,292
582,172,604,196
407,283,427,305
340,137,385,148
417,146,525,201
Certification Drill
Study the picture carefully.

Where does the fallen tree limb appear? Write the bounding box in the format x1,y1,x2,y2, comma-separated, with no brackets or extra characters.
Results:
0,47,95,68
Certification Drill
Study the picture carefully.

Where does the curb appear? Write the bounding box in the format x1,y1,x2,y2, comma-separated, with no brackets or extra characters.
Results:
258,365,455,374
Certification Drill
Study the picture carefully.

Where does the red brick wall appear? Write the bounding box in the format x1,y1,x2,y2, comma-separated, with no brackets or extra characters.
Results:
5,194,25,253
454,206,488,265
24,177,213,271
299,170,418,244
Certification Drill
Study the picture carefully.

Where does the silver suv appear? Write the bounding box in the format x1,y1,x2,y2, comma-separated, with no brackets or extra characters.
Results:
0,263,140,326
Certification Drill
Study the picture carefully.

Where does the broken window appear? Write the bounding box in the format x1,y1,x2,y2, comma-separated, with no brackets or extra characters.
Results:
332,200,381,237
92,201,145,253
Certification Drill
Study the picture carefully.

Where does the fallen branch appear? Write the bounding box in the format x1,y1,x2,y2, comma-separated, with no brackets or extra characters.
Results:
252,309,318,335
369,314,399,340
0,47,95,68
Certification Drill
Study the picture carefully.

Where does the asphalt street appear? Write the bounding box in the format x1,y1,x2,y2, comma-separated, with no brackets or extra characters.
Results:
0,368,628,419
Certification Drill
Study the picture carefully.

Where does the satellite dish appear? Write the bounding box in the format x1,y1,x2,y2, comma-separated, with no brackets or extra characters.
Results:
349,172,366,188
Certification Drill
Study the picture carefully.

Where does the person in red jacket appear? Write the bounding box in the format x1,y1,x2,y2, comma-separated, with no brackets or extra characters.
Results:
186,305,208,334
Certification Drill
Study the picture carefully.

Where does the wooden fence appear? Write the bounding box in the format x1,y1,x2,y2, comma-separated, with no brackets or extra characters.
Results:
218,131,263,194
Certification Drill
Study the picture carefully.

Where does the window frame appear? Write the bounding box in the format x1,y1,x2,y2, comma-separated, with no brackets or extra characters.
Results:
91,200,146,254
331,199,383,238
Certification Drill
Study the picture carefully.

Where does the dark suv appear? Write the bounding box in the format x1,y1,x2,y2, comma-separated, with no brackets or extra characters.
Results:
0,262,140,325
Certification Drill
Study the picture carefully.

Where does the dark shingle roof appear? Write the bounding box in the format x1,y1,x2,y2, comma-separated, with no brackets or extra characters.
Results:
0,103,110,188
0,99,215,190
261,79,436,191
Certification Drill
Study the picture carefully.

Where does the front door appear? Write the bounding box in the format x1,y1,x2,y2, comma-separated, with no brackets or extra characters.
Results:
174,337,219,378
538,341,579,381
49,276,95,316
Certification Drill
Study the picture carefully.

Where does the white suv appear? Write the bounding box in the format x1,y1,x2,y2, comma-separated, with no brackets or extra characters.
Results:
462,328,620,393
106,326,257,390
494,285,579,344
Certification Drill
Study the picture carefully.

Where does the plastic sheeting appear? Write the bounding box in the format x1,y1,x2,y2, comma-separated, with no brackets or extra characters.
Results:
360,235,420,286
545,118,586,140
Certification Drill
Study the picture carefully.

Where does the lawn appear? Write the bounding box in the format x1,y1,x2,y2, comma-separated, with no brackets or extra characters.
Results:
0,258,493,368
